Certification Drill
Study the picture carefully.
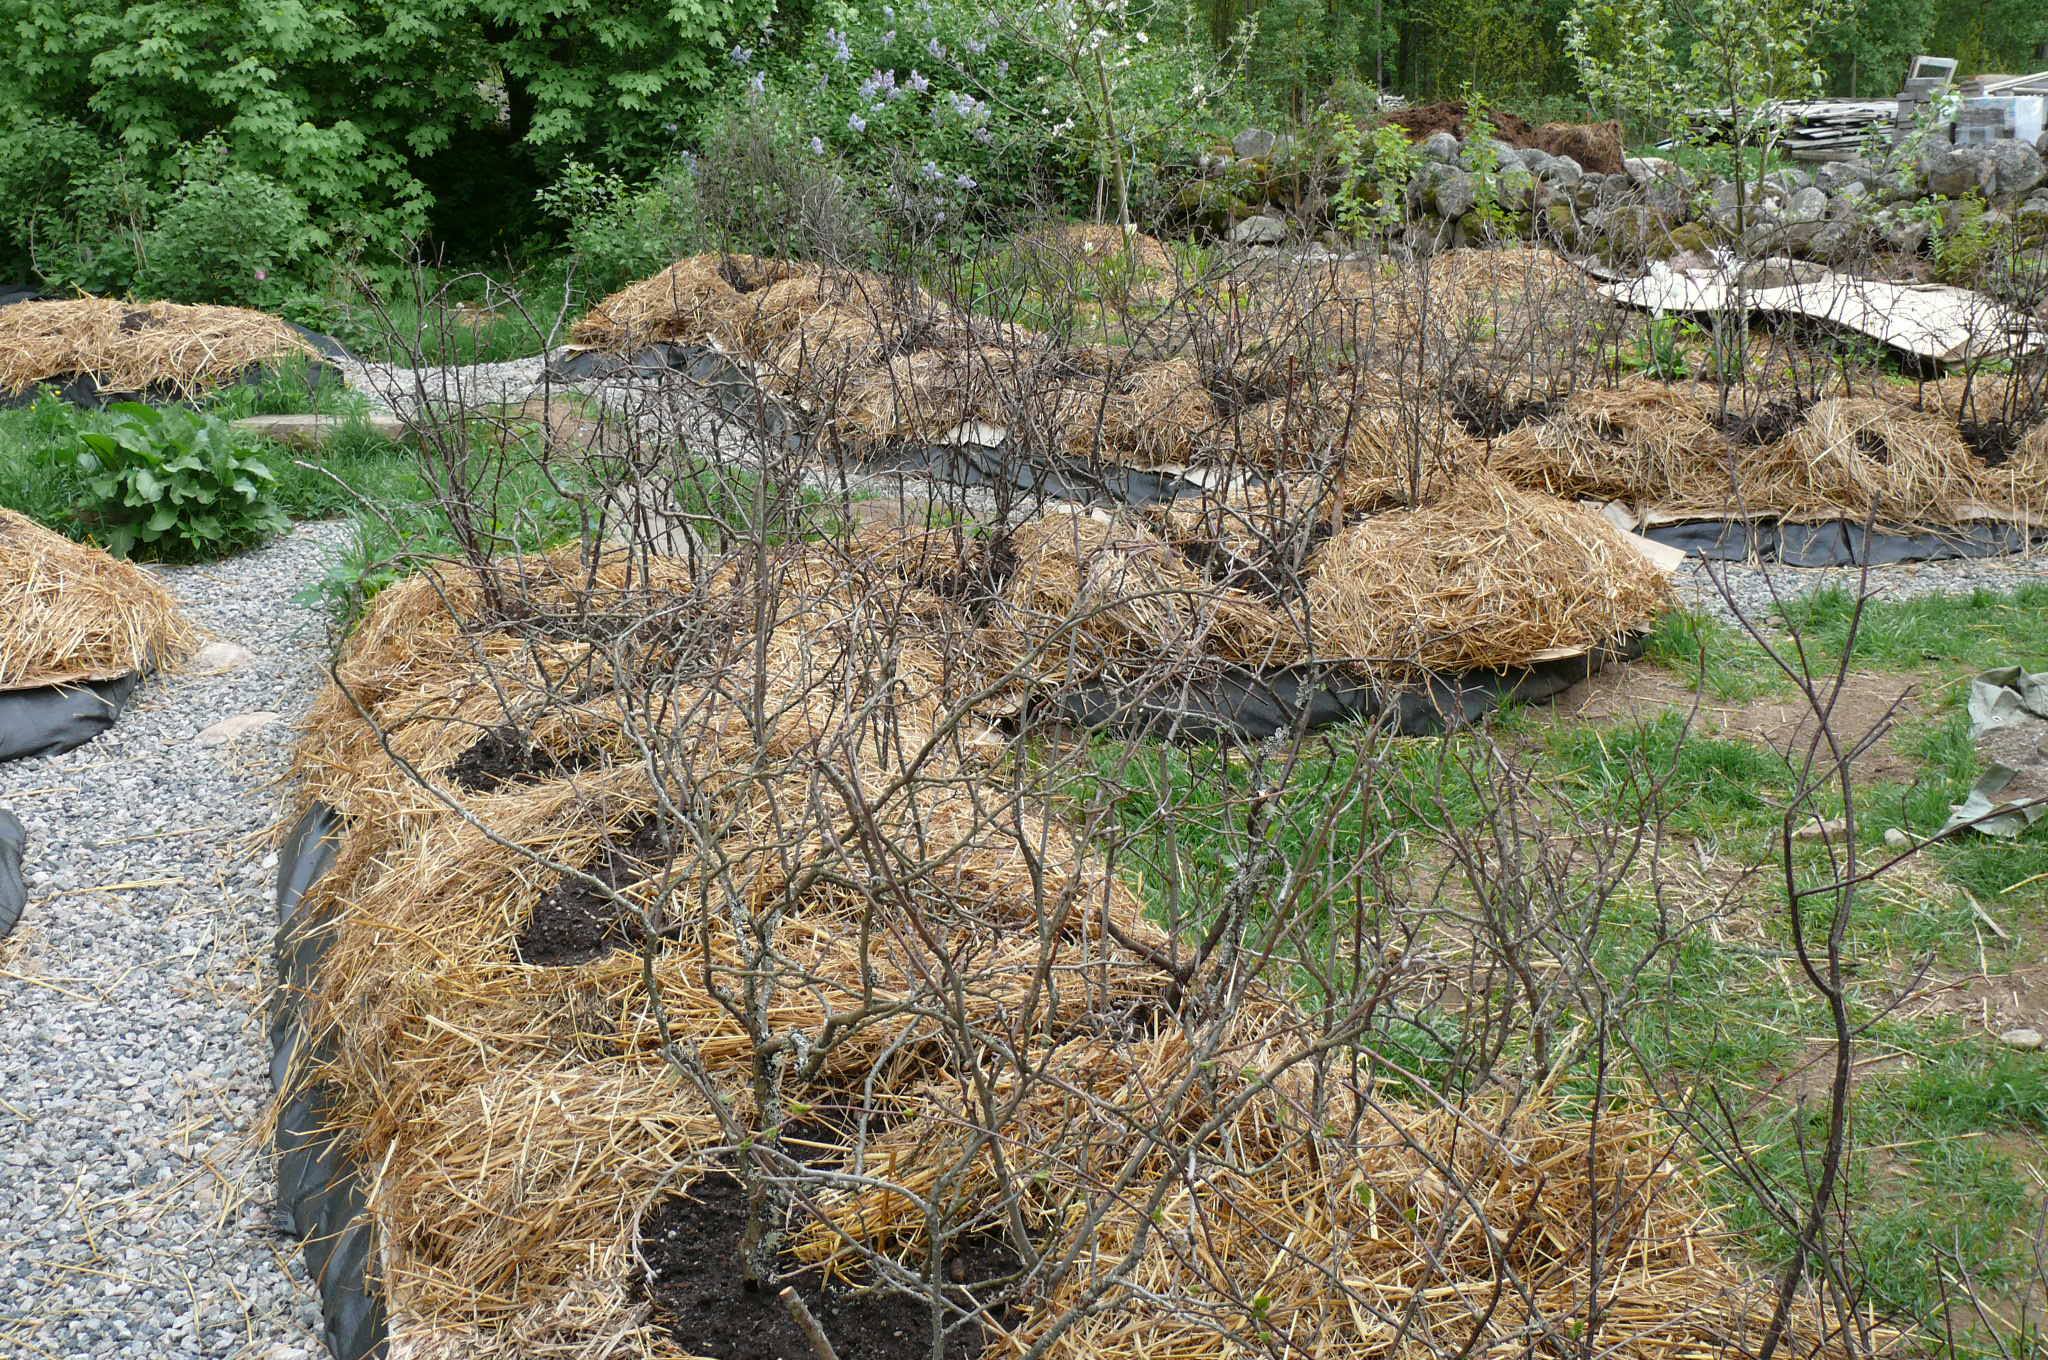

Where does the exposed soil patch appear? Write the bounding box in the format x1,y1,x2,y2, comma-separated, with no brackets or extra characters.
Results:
1550,664,1928,785
1446,377,1558,437
1959,418,2024,468
640,1171,1022,1360
447,723,590,793
517,816,673,965
1379,102,1624,174
1716,398,1810,448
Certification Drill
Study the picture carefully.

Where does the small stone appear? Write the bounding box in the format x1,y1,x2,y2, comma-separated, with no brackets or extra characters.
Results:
1998,1028,2044,1051
1793,816,1849,842
187,641,255,675
195,712,280,747
1883,827,1913,849
1226,213,1285,246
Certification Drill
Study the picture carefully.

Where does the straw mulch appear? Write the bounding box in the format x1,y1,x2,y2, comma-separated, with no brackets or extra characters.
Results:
1764,396,2003,528
1305,476,1671,672
1487,380,1733,505
992,508,1310,677
1009,223,1181,301
796,1015,1864,1360
283,536,1176,1358
0,509,198,691
0,297,318,399
569,253,807,354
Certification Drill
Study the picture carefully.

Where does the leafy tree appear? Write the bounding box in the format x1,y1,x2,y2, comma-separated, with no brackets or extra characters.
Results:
0,0,769,294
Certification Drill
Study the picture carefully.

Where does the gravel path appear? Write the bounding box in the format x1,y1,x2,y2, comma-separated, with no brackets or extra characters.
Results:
1675,549,2048,627
0,524,344,1360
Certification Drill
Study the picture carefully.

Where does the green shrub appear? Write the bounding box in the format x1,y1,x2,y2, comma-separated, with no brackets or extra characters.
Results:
67,403,289,560
737,0,1243,232
1331,118,1420,239
139,140,322,311
539,158,702,297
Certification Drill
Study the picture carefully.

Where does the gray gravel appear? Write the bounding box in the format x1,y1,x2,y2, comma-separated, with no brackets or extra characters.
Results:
0,524,344,1360
1675,550,2048,627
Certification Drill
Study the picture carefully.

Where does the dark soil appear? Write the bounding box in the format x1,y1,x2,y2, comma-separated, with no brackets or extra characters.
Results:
640,1172,1022,1360
1445,377,1557,437
1379,102,1624,174
1716,398,1810,448
516,816,673,965
1959,418,2025,468
447,723,588,793
1204,366,1297,417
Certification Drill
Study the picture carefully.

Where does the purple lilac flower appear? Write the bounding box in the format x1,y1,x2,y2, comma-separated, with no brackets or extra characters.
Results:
927,36,945,59
880,29,895,44
921,159,942,180
810,136,826,155
954,172,976,190
907,68,929,92
848,112,867,133
747,70,765,96
972,126,993,144
965,36,987,55
730,44,752,65
826,27,852,61
995,59,1008,78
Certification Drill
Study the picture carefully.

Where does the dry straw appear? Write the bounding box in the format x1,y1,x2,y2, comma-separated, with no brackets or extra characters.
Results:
1488,380,1731,505
1305,476,1670,672
0,297,316,399
1767,396,1993,528
797,1014,1874,1360
992,508,1309,675
278,523,1871,1360
0,509,198,691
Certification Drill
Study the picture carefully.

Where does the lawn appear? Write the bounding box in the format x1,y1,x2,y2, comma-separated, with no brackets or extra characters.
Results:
1085,585,2048,1350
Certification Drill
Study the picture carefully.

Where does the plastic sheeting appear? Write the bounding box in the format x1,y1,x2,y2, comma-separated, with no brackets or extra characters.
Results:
1941,668,2048,838
0,674,139,763
271,804,388,1360
1034,645,1632,741
550,342,1224,507
1643,517,2044,566
0,810,24,942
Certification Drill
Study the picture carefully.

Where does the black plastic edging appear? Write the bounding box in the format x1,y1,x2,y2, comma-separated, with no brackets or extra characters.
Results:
0,810,25,941
0,674,140,764
1643,517,2044,566
1038,641,1634,742
271,804,389,1360
550,345,2045,564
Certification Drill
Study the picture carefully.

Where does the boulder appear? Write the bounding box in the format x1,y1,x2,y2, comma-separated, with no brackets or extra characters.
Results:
1764,167,1814,194
1227,213,1286,245
1783,186,1829,222
1806,219,1865,264
1232,127,1277,160
1919,142,1990,197
1985,141,2046,198
1536,154,1584,188
1815,158,1876,194
1881,214,1930,254
1431,166,1479,219
1420,131,1462,164
1534,119,1624,175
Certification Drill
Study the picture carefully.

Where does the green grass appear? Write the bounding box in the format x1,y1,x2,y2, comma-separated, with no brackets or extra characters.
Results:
1081,579,2048,1347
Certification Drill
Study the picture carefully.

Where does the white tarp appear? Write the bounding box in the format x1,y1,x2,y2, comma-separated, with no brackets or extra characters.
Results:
1601,262,2045,363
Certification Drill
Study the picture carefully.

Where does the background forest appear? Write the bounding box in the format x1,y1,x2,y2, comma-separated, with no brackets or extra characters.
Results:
1,0,2043,324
